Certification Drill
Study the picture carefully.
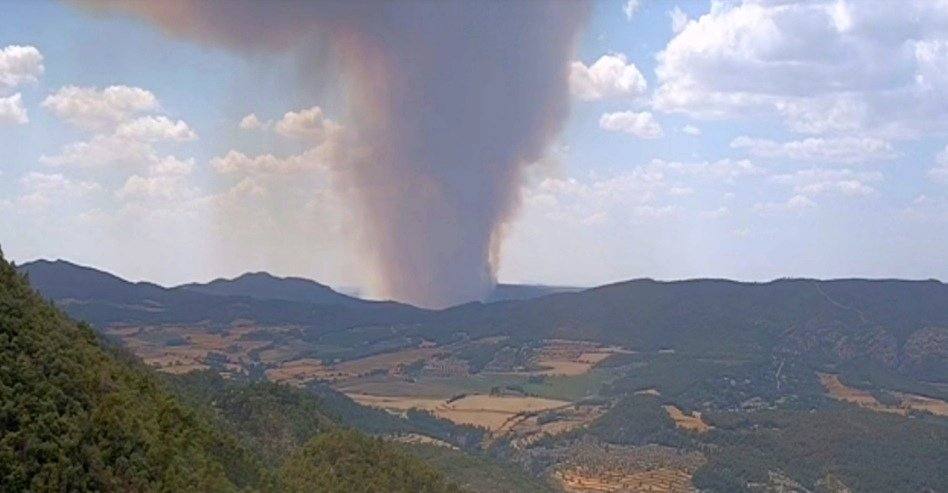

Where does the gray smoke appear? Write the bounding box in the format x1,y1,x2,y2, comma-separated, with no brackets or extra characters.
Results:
84,0,588,308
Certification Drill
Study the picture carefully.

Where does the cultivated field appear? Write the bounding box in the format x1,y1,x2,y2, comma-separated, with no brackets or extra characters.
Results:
527,340,632,377
557,467,694,493
265,358,351,385
496,403,607,448
553,443,704,493
818,372,948,416
348,393,571,430
334,347,442,377
663,405,711,433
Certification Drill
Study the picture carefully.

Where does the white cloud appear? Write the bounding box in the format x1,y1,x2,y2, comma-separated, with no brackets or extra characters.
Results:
771,168,881,198
653,1,948,137
0,45,43,93
623,0,640,20
669,6,689,33
649,158,763,181
930,145,948,183
17,172,101,209
211,148,330,175
43,85,159,130
519,156,762,229
41,85,196,173
116,157,197,201
0,93,28,124
681,124,700,136
115,115,197,142
570,54,647,101
238,113,270,130
730,136,895,164
754,194,817,214
148,155,195,176
599,110,663,139
0,45,40,125
40,134,153,167
774,95,868,135
274,106,340,141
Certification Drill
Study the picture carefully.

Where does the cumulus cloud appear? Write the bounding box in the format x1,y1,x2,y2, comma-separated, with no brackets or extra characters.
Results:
238,113,269,130
654,1,948,137
42,85,196,172
17,171,101,209
274,106,341,141
40,134,153,167
570,54,647,101
115,115,197,142
0,93,28,124
623,0,640,20
0,45,43,93
0,45,43,124
651,157,763,181
681,124,700,136
730,136,896,164
599,110,663,139
521,156,763,228
38,83,200,211
668,6,688,33
211,149,325,175
116,156,197,201
754,194,817,215
771,168,882,198
42,85,159,130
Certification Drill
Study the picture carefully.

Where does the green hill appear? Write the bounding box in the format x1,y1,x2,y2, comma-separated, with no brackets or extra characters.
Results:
0,250,457,492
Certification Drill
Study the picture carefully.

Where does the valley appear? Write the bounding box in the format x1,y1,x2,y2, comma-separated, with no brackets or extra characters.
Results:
14,259,948,492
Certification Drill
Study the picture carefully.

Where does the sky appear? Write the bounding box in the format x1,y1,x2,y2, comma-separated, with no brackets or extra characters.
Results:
2,0,947,299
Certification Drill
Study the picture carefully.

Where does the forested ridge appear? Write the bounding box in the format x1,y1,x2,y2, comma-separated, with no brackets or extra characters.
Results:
0,250,457,492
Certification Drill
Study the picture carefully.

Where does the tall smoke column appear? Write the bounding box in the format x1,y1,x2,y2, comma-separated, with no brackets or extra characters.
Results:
85,1,588,308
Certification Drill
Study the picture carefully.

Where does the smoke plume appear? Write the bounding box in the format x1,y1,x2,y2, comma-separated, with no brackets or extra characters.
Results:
85,0,588,308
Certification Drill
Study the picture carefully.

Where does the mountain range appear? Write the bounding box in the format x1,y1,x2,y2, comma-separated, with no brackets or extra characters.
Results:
8,256,948,491
16,258,948,384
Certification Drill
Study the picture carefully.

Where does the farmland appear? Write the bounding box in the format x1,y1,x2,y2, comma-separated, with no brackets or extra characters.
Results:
662,405,711,433
348,393,571,431
552,443,705,493
818,372,948,417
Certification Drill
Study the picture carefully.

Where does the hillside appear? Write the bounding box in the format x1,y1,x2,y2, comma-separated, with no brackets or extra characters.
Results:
8,256,947,492
0,254,262,489
424,278,948,380
17,259,426,331
0,251,458,491
178,271,364,306
17,259,947,388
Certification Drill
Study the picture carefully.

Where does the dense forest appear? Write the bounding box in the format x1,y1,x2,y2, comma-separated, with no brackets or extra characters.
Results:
0,250,457,491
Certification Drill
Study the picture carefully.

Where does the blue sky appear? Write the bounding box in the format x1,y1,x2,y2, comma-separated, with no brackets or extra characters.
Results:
2,0,947,295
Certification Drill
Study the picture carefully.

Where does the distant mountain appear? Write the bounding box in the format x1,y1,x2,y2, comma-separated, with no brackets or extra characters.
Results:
426,278,948,381
484,283,583,303
16,259,948,383
178,271,363,306
17,259,426,330
180,273,576,305
18,259,173,305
